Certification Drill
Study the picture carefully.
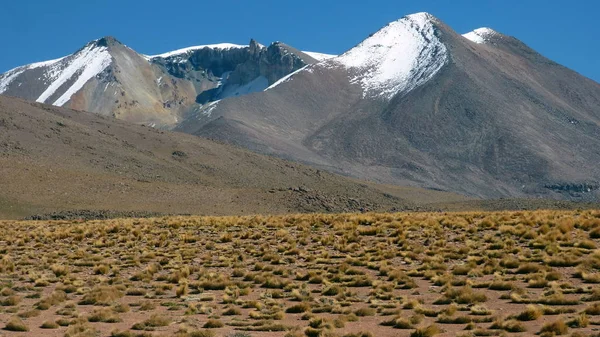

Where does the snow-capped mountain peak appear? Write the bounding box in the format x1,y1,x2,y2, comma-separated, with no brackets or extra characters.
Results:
463,27,500,44
0,40,113,106
335,12,448,100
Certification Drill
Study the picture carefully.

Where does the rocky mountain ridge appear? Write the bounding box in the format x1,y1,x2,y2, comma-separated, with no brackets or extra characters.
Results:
0,37,329,126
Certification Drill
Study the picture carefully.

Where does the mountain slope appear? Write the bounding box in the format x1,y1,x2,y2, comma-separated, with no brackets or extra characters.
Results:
0,38,321,127
175,12,600,200
1,95,482,219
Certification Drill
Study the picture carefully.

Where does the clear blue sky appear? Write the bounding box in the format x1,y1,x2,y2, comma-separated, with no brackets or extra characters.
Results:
2,0,599,82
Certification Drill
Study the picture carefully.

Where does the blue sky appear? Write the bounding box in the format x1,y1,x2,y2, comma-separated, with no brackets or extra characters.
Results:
2,0,599,82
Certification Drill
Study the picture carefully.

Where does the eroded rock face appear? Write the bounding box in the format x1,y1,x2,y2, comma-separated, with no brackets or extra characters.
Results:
232,40,310,84
151,39,314,104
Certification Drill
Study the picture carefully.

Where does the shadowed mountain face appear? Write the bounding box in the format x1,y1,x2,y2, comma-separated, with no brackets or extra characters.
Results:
0,37,322,127
175,13,600,200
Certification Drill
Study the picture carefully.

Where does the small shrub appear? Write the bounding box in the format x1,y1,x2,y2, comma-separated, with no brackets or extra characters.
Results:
94,264,110,275
322,285,341,296
470,305,492,316
223,307,242,316
4,318,28,331
1,295,21,306
435,286,487,304
176,283,189,297
354,307,376,316
203,319,224,329
138,301,157,311
515,305,542,321
539,320,568,336
539,293,580,306
577,240,597,249
79,286,123,306
286,302,310,313
56,318,71,326
112,303,130,313
392,317,414,329
410,324,441,337
437,315,472,324
500,257,520,269
132,314,171,330
64,321,100,337
488,281,514,291
87,308,122,323
40,320,60,329
51,264,69,277
36,290,67,310
304,327,321,337
346,276,373,287
567,313,589,328
581,272,600,283
125,288,146,296
491,319,526,332
516,263,541,274
584,302,600,315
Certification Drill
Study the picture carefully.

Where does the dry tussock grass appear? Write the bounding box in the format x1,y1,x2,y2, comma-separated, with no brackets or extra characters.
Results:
0,210,598,336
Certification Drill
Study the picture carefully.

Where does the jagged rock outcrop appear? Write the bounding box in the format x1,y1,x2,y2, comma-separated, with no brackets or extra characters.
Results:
151,39,315,104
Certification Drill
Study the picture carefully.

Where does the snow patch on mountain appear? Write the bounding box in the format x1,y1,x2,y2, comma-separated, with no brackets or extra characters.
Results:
336,12,448,100
149,43,247,59
0,68,25,94
463,28,499,44
302,51,337,61
27,56,68,70
53,49,112,106
200,100,220,118
0,56,66,94
218,76,269,100
35,43,112,106
265,65,310,91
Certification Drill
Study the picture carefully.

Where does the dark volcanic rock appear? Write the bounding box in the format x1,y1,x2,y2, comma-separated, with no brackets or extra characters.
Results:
151,40,315,105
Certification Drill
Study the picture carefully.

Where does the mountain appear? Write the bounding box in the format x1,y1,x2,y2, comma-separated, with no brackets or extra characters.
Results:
175,12,600,201
0,37,325,127
3,13,600,202
2,95,489,219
